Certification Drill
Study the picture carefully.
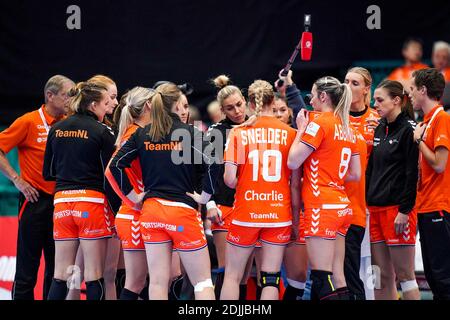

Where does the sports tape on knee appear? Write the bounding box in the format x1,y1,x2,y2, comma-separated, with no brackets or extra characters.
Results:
400,280,418,293
287,278,306,290
194,279,214,292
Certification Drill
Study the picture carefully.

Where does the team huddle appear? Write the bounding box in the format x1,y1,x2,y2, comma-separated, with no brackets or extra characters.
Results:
1,66,449,300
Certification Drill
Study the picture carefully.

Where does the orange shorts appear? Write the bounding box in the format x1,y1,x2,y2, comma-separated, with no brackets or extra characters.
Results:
294,212,306,245
211,205,234,233
115,205,144,251
303,207,353,240
227,223,291,248
53,190,113,241
369,206,417,246
139,198,207,252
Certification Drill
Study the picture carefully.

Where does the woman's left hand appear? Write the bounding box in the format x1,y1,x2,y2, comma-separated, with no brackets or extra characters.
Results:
394,212,409,235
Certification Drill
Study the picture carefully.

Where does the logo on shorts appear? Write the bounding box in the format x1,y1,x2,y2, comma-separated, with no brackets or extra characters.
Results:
325,229,336,237
141,234,151,241
228,232,240,243
141,222,177,232
179,240,202,248
82,211,89,218
83,228,104,235
277,234,290,241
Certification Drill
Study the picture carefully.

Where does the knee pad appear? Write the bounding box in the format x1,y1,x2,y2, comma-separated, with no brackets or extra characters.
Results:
194,279,214,293
310,270,338,300
400,280,418,293
260,271,281,289
85,278,105,300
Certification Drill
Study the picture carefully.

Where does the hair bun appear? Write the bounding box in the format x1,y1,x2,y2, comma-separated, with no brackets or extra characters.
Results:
213,75,231,89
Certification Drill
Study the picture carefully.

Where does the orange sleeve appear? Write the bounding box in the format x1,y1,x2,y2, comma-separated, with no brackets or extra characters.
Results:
301,121,325,150
387,68,401,81
0,115,30,153
433,115,450,151
224,128,239,165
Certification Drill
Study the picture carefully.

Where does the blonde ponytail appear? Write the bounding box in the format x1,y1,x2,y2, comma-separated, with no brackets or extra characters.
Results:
115,87,156,146
334,83,352,131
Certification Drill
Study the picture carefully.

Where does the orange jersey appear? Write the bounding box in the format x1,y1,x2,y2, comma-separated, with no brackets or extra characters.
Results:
224,116,296,227
344,132,368,227
350,107,379,161
0,105,64,194
416,105,450,213
345,107,379,228
387,63,429,82
115,124,144,215
442,68,450,82
301,112,358,210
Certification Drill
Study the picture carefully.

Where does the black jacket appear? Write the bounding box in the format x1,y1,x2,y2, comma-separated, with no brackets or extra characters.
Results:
366,112,419,214
108,113,220,209
43,111,121,213
205,117,244,207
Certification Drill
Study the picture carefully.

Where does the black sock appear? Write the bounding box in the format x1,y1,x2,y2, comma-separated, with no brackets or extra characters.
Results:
214,270,225,300
115,269,126,299
47,279,68,300
169,274,184,300
310,270,338,301
139,276,149,300
336,286,354,300
85,278,105,300
239,284,247,300
283,285,304,300
256,285,262,300
119,288,139,300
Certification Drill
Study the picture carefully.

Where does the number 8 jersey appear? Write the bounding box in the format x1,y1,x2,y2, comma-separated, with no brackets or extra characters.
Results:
224,116,297,227
301,112,359,210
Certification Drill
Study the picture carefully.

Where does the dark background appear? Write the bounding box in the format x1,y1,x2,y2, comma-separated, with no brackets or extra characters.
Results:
1,0,449,125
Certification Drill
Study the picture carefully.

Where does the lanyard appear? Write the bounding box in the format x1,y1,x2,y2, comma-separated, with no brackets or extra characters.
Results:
423,106,443,140
38,108,50,134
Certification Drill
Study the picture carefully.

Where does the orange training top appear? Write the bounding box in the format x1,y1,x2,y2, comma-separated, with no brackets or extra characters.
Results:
0,105,63,194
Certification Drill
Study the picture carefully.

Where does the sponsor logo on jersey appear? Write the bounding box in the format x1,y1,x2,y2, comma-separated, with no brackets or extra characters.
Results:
337,208,353,217
55,129,89,139
144,141,182,151
249,212,280,220
244,190,284,201
305,122,320,137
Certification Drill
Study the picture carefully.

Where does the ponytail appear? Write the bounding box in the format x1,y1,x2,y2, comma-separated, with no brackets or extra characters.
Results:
148,83,181,141
334,83,352,131
115,87,156,146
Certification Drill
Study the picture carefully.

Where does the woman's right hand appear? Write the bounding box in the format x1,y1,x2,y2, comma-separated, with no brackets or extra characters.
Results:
296,109,309,134
207,207,223,226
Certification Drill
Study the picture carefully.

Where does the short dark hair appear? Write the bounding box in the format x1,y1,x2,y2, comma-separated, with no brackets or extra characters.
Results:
412,68,445,101
402,37,423,50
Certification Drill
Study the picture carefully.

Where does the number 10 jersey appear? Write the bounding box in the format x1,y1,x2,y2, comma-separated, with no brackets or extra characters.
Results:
224,116,297,227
